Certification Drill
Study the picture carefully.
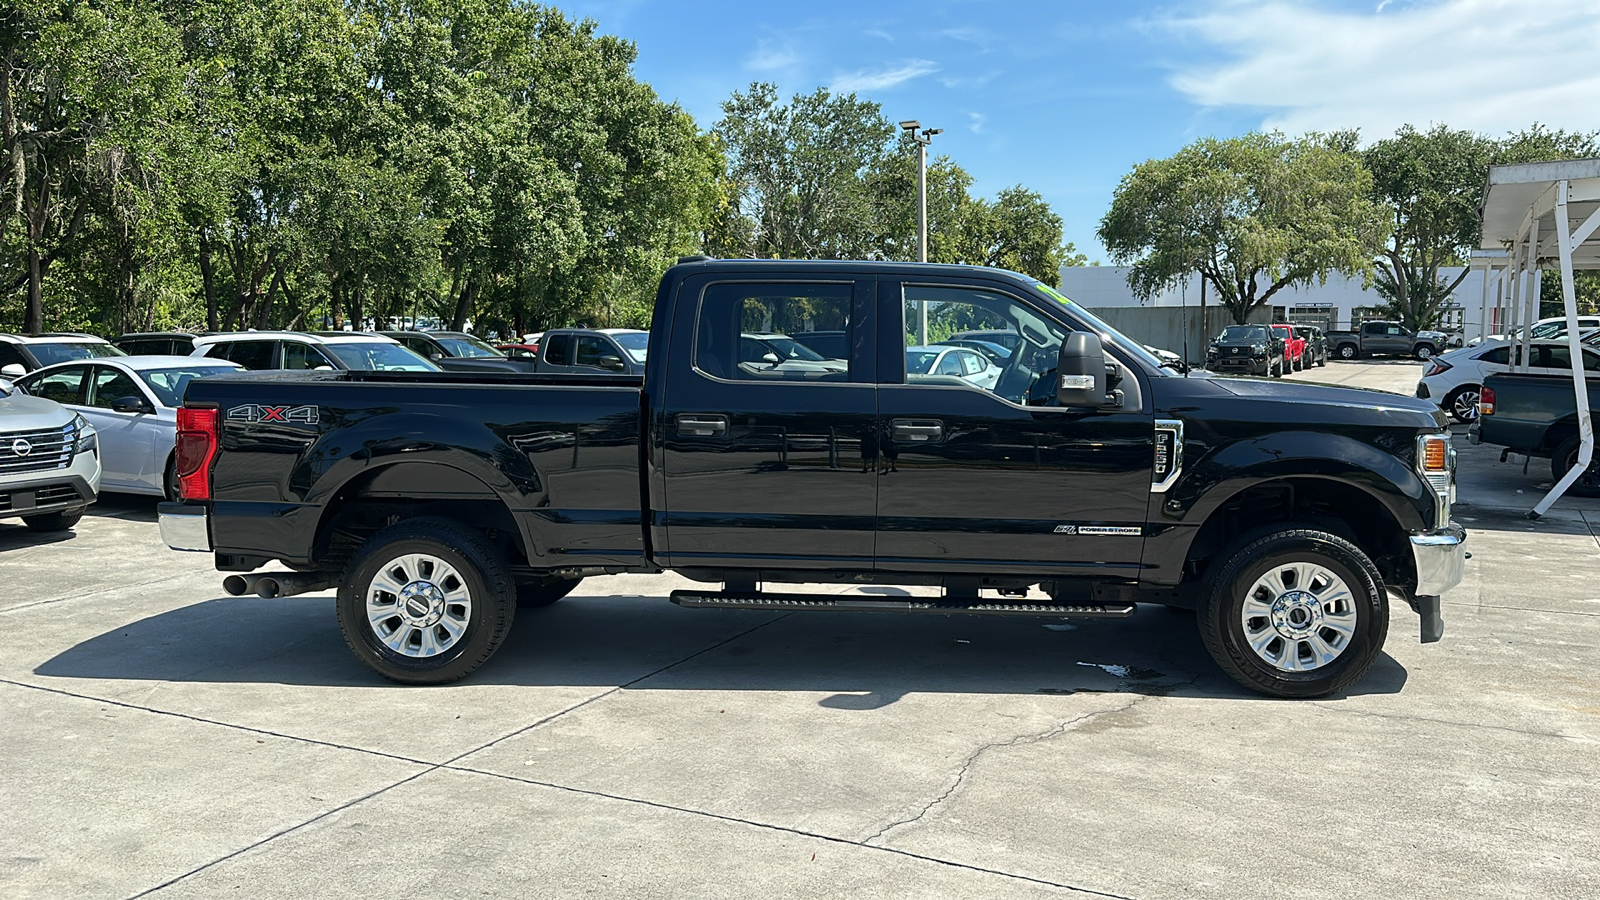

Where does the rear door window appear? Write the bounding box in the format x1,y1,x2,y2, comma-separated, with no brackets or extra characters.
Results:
542,333,572,366
693,283,855,382
219,340,278,369
282,341,333,370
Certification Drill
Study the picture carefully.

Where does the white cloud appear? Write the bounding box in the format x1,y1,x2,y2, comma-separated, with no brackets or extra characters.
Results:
1162,0,1600,140
745,40,801,72
938,70,1002,89
830,59,939,93
969,112,987,134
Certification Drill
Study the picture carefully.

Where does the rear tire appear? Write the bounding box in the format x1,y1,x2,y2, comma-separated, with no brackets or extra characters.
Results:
1197,528,1388,698
1551,436,1600,498
517,576,583,609
337,517,516,684
1442,384,1481,424
1338,344,1358,360
23,509,84,532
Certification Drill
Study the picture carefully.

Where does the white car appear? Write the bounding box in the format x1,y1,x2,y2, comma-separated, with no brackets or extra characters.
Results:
0,375,100,532
905,345,1000,392
1417,337,1600,424
1469,316,1600,347
191,331,437,371
0,332,125,377
14,356,242,499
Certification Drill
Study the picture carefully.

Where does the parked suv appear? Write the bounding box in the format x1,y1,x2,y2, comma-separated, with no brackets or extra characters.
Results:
0,333,125,378
0,376,100,532
191,332,438,372
113,332,205,356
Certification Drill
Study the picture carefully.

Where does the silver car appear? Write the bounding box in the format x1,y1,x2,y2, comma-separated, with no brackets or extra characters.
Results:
1,376,101,532
14,356,242,499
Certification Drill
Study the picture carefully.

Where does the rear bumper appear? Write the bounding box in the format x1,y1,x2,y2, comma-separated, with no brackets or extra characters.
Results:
158,501,211,552
1410,522,1466,597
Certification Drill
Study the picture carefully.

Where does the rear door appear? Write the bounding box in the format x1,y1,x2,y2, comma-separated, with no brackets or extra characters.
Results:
655,273,877,570
875,278,1154,580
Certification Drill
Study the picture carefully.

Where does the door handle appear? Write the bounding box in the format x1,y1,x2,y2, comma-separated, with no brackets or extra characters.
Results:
891,419,944,442
676,414,728,437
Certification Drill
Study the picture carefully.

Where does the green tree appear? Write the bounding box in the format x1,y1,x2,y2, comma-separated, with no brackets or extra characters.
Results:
1098,132,1389,324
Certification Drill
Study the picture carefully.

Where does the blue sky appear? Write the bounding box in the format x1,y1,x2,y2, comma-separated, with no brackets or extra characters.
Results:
560,0,1600,260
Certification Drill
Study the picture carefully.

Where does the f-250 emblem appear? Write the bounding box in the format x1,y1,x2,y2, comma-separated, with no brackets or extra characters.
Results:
227,404,319,425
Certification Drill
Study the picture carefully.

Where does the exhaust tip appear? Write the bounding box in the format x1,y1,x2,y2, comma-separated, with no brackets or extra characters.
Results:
256,578,282,599
222,575,249,597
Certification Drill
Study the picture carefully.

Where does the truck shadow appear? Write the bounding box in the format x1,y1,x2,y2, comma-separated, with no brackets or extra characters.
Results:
34,594,1409,701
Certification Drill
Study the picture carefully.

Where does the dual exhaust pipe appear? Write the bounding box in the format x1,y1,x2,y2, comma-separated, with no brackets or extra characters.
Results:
223,572,336,599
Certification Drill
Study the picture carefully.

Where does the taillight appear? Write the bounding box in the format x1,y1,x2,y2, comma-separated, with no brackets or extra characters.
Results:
1479,386,1495,416
1423,359,1451,378
175,406,219,500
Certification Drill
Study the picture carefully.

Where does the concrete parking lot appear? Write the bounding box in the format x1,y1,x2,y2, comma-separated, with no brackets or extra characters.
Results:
3,359,1597,900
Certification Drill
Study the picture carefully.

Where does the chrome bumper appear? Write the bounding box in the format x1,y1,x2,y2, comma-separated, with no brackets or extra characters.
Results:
158,502,211,552
1410,522,1466,596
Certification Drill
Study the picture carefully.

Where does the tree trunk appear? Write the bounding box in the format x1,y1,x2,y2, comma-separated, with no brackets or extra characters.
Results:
199,230,219,332
24,244,42,333
452,277,478,331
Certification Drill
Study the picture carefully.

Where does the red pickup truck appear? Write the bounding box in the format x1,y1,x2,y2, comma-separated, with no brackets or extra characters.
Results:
1272,324,1307,372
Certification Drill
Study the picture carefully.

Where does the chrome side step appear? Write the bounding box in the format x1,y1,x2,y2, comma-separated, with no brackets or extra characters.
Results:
669,591,1136,618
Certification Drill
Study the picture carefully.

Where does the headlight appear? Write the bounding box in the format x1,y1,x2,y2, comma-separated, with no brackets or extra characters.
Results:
71,413,98,455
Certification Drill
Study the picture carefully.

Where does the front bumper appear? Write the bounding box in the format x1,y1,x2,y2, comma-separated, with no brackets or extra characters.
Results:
1207,356,1268,374
0,450,99,521
1411,522,1466,596
158,501,211,552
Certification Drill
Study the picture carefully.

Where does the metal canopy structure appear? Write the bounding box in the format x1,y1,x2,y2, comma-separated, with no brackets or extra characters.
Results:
1476,158,1600,516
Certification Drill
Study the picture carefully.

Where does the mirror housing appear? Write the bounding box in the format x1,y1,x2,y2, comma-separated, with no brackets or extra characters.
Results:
111,395,152,414
1056,332,1107,409
1,363,25,378
599,354,626,371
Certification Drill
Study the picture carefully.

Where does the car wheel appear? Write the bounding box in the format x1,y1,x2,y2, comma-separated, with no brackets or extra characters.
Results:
164,455,179,502
1442,385,1481,424
517,576,583,609
1198,528,1388,698
1338,344,1358,360
1273,358,1285,377
22,508,84,532
1551,437,1600,498
337,517,516,684
1293,354,1303,372
1415,345,1434,360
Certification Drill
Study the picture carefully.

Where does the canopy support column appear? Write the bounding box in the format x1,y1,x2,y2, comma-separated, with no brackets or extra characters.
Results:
1531,181,1600,517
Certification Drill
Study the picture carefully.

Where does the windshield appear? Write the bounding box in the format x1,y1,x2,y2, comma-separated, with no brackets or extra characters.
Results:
323,342,441,371
754,336,825,361
435,335,504,358
1219,326,1268,342
139,365,240,407
613,331,649,362
1030,282,1168,371
905,349,942,374
30,342,126,367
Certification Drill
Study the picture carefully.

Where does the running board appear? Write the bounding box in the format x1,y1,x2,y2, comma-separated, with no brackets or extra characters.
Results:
670,591,1136,618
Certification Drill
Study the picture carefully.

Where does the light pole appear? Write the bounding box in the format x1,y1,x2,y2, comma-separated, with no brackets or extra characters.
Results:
899,120,941,344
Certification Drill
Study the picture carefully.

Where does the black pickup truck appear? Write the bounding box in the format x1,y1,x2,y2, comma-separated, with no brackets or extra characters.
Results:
159,260,1465,698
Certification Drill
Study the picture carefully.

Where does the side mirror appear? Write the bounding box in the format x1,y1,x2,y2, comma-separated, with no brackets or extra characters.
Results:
111,395,152,414
429,352,444,361
1056,332,1107,409
599,354,626,372
1,363,25,378
761,352,781,364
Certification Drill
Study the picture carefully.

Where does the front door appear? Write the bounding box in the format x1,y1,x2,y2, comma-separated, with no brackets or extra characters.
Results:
874,279,1154,581
655,274,877,570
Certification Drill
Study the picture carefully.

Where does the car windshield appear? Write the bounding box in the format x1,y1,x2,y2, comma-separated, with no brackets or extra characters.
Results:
1219,326,1268,342
435,335,503,358
30,342,126,366
613,331,649,362
906,349,941,374
754,336,825,362
139,365,241,407
322,342,440,371
1029,282,1168,372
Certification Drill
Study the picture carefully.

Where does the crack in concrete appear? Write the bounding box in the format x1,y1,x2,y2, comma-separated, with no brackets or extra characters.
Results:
862,695,1148,847
0,570,196,615
1581,509,1600,552
1310,702,1597,744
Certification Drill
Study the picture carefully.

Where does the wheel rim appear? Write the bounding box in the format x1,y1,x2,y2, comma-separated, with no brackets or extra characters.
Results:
1418,346,1432,359
1239,562,1358,672
1568,448,1600,490
1451,389,1480,421
1340,346,1354,358
365,553,473,658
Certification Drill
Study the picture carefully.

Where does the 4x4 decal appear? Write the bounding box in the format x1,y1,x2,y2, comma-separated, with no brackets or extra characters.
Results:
227,404,319,425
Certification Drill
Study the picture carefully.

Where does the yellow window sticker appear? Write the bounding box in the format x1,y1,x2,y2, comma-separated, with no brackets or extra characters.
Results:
1035,283,1074,306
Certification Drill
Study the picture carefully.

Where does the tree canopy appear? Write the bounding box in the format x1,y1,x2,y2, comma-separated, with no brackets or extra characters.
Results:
1097,132,1388,324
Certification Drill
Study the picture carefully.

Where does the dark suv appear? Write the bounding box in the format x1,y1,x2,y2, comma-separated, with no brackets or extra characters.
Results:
1206,325,1285,377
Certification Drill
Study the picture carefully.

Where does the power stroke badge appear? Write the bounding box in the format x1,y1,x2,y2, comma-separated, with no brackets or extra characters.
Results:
227,404,319,425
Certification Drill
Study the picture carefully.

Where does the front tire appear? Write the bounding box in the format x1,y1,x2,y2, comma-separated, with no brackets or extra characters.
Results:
1198,528,1389,698
337,517,516,684
23,509,84,532
1551,437,1600,497
1415,344,1435,361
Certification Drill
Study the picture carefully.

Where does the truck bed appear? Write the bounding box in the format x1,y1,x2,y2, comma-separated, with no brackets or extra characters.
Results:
188,370,646,570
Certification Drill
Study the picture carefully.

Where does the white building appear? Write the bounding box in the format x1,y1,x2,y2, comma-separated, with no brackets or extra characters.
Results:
1057,265,1486,338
